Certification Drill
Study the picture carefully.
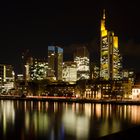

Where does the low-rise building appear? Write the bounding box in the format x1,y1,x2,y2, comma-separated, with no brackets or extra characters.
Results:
132,85,140,100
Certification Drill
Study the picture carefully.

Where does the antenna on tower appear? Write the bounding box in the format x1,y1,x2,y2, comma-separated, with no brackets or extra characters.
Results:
103,9,106,20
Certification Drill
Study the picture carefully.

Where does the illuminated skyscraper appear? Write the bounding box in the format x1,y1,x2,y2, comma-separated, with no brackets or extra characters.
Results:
62,61,77,83
74,46,90,80
100,10,122,80
30,58,48,80
25,57,48,81
48,46,63,81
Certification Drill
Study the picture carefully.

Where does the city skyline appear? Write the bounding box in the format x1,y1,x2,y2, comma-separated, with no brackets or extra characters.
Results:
0,1,140,73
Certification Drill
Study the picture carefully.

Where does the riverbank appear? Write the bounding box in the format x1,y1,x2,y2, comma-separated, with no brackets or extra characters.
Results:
1,95,140,105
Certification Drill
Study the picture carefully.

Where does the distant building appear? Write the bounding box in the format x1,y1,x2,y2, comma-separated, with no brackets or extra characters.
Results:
25,57,33,81
74,46,90,80
48,46,63,81
48,46,55,79
56,47,63,81
90,62,100,80
62,61,77,83
30,58,48,80
16,74,24,81
100,10,122,80
132,85,140,100
25,57,48,81
0,64,15,92
122,69,135,85
21,49,30,82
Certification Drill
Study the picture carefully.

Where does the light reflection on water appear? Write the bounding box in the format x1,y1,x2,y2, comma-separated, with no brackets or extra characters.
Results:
0,100,140,140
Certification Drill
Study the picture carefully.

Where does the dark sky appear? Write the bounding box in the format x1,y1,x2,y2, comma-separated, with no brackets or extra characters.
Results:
0,0,140,74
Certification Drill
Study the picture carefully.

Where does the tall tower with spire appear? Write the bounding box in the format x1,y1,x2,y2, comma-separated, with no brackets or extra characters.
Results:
100,10,122,80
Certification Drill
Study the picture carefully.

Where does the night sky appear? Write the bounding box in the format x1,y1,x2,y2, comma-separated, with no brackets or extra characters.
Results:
0,0,140,74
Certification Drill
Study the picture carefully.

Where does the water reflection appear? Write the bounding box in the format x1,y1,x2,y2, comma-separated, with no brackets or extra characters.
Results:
0,100,15,137
130,106,140,123
0,100,140,140
63,110,89,140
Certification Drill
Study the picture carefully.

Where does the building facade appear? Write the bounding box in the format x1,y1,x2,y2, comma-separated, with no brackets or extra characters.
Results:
74,46,90,80
56,47,63,81
25,57,48,81
122,69,135,85
0,64,15,92
48,46,55,79
30,58,48,80
48,46,63,81
62,61,77,83
100,10,122,80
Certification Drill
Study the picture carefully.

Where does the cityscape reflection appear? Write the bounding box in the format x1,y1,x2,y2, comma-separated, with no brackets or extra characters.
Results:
0,100,140,139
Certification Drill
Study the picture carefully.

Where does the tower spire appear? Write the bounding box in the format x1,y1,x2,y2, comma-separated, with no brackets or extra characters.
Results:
103,9,105,20
101,9,106,32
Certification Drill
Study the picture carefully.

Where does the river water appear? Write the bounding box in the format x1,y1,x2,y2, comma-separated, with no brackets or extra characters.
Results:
0,100,140,140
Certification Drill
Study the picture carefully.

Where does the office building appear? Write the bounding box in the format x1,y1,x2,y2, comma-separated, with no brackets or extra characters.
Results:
100,10,122,80
25,57,33,81
74,46,90,80
90,62,100,80
56,47,63,81
48,46,55,78
122,69,135,85
62,61,77,83
25,57,48,81
48,46,63,81
30,58,48,80
0,64,15,92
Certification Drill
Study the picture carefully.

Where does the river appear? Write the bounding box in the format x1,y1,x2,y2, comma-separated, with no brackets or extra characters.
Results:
0,100,140,140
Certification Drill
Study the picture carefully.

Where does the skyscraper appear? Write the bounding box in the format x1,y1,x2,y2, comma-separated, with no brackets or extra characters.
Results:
25,57,48,81
48,46,55,78
100,10,122,80
56,47,63,81
48,46,63,81
74,46,90,80
31,58,48,80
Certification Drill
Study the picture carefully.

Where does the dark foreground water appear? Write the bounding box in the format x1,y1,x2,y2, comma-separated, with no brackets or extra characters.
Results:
0,100,140,140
